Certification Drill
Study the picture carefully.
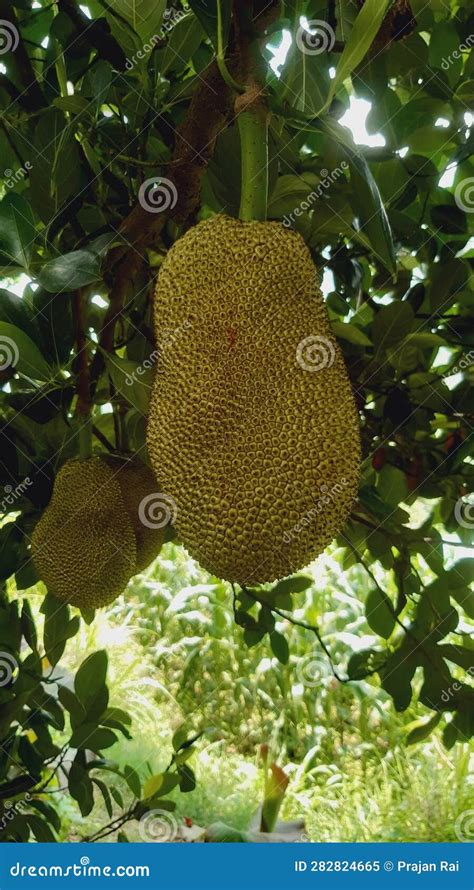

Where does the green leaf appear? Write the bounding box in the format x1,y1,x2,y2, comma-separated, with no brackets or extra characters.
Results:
103,353,152,415
317,118,395,272
329,0,391,100
365,588,396,639
331,320,372,346
161,14,205,74
376,465,409,507
0,321,52,381
373,303,415,352
0,194,36,269
38,250,102,293
123,764,141,798
381,649,416,711
270,575,312,597
70,725,117,751
68,752,94,816
406,713,442,745
29,112,81,222
75,651,108,706
143,773,163,799
270,631,289,665
41,594,80,667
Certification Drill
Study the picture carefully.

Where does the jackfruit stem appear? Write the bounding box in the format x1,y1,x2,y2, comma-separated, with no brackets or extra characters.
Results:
78,420,92,460
238,106,268,221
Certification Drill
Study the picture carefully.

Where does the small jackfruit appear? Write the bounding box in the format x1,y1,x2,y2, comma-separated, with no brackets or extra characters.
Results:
102,455,166,572
31,456,165,609
147,215,361,585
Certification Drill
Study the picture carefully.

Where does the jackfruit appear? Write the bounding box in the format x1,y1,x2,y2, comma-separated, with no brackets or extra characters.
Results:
102,455,166,572
146,215,361,585
31,456,165,608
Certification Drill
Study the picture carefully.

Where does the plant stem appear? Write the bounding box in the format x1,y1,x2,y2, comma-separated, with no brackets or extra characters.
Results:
238,106,268,221
74,288,92,459
216,0,244,93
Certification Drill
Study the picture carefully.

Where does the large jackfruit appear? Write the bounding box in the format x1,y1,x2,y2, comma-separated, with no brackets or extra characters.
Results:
31,456,165,608
147,215,361,585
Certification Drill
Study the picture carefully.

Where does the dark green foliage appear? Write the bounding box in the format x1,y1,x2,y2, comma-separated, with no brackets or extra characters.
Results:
0,0,473,843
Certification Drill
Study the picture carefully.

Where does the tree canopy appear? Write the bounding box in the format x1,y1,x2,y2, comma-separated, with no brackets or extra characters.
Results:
0,0,473,841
